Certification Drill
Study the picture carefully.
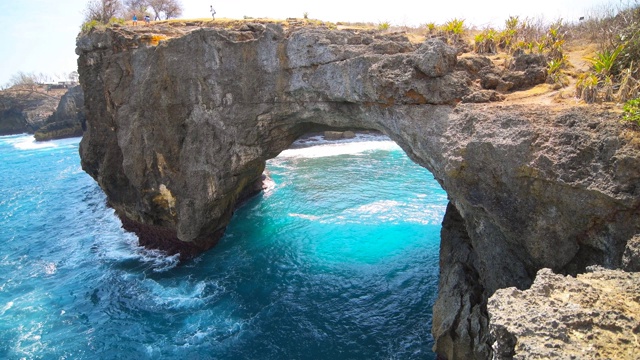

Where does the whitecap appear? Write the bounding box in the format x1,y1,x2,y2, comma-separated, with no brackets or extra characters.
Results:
354,200,402,214
289,213,321,221
0,301,14,315
277,134,400,159
142,279,213,310
9,136,57,150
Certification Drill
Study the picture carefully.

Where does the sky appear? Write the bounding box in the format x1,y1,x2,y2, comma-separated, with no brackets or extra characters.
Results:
0,0,622,86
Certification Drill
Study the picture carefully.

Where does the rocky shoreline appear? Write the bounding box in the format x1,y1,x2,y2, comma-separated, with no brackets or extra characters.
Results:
0,85,85,141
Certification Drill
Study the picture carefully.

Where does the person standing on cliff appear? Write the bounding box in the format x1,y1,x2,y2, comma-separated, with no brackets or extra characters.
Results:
210,5,216,20
144,15,150,25
132,14,138,26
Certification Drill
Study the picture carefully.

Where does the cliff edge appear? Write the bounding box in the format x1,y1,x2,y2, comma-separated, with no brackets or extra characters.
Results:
76,22,640,359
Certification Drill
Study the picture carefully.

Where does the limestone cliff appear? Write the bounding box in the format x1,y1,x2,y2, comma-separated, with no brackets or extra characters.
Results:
0,85,63,135
34,85,85,141
0,84,85,140
489,268,640,359
76,23,640,359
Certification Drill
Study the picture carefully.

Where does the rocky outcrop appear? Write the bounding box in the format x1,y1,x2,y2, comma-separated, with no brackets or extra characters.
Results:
76,23,640,359
0,84,85,140
34,85,85,141
323,130,355,140
488,268,640,359
0,85,62,135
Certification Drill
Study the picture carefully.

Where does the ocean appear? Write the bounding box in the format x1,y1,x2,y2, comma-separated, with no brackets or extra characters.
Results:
0,133,446,359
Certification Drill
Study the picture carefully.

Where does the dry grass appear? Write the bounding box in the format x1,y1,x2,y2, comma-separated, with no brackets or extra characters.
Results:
113,11,639,109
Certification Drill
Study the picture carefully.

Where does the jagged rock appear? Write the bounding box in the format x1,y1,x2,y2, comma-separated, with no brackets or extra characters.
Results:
502,67,548,90
479,67,502,90
323,130,357,140
323,131,343,140
477,53,547,92
622,235,640,271
413,39,458,77
456,54,493,75
488,268,640,359
509,52,547,71
34,85,85,141
76,24,640,359
342,130,355,139
433,203,491,359
0,84,64,135
461,90,504,103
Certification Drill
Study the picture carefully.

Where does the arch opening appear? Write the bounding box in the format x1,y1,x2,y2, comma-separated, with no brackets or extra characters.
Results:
207,131,448,358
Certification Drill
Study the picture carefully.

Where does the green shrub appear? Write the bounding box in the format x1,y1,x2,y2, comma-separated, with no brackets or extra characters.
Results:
547,57,566,84
81,19,100,33
585,44,625,76
576,73,600,103
378,22,390,31
474,28,497,53
108,17,125,26
623,98,640,125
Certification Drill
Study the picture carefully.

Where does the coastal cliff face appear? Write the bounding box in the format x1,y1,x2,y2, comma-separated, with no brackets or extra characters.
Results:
76,23,640,359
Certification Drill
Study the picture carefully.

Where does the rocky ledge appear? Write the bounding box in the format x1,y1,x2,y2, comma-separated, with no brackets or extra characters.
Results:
489,267,640,359
76,23,640,359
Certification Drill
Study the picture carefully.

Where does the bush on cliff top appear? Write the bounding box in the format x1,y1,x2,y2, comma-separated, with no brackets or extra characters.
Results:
623,98,640,126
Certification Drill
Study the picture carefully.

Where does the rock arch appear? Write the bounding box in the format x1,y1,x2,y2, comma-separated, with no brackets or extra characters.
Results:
77,24,640,359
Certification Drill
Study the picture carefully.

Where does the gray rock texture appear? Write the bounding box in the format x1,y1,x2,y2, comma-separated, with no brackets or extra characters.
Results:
34,85,85,141
488,268,640,359
0,85,63,135
76,23,640,359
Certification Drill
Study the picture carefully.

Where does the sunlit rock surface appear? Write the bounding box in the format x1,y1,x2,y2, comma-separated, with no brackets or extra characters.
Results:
489,268,640,360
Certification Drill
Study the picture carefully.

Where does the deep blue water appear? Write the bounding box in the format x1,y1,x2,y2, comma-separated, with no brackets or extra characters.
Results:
0,134,446,359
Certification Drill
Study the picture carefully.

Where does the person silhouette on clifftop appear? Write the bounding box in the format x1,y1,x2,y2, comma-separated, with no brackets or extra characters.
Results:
210,5,216,20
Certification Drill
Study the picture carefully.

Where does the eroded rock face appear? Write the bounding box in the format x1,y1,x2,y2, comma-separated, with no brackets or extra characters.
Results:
34,85,85,141
488,268,640,360
0,85,63,135
76,24,640,359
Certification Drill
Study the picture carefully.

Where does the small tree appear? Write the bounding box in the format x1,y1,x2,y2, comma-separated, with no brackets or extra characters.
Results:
123,0,149,19
83,0,123,23
147,0,183,20
9,72,36,86
68,71,80,83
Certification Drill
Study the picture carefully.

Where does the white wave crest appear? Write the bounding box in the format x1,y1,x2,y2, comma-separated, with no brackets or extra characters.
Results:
277,134,400,159
2,135,81,151
8,136,57,150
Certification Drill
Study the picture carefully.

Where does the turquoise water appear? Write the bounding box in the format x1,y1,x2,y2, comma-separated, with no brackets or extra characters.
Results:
0,134,446,359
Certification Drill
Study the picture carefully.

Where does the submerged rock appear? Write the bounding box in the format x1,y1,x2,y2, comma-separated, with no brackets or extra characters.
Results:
76,23,640,359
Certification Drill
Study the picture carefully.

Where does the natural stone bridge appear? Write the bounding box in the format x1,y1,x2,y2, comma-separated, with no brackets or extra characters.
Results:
76,23,640,359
